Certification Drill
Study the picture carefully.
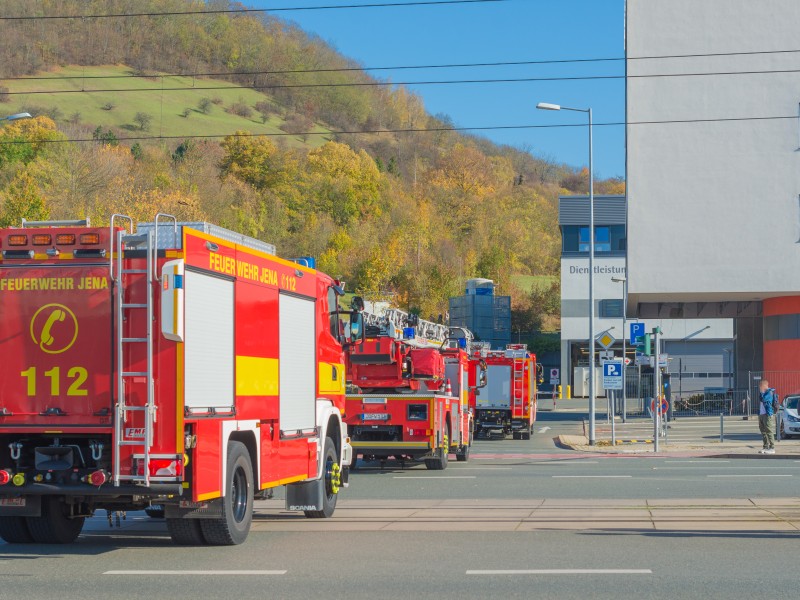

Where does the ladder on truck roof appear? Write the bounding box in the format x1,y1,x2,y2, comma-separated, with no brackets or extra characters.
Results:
110,214,156,486
509,346,527,417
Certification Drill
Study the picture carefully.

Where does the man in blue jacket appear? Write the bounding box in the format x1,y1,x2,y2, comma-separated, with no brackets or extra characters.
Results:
759,379,777,454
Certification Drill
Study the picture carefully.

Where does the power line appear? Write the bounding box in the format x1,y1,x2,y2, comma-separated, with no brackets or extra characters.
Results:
1,114,797,146
0,0,508,20
12,67,800,96
7,47,800,83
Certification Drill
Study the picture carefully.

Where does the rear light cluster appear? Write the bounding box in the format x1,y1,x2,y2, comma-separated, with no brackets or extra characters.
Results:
6,233,100,247
407,428,432,437
0,470,25,486
0,468,111,487
134,458,183,478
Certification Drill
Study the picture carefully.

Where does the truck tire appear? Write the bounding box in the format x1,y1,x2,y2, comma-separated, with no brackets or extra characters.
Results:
166,518,206,545
200,441,254,545
455,444,470,462
305,436,340,519
0,516,33,543
26,497,84,544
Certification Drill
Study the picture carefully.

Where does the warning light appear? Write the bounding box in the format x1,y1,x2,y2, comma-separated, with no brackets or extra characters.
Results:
12,472,25,487
56,234,76,245
7,234,27,246
0,470,10,485
80,233,101,245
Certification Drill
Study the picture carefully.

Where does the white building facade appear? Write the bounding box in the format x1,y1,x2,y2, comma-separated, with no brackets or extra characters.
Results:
626,0,800,383
560,195,734,398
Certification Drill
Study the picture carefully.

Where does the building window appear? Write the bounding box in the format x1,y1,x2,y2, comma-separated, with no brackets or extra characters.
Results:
579,226,611,253
599,299,623,318
765,314,800,340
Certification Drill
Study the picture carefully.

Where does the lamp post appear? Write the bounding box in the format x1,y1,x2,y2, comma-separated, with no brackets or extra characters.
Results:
611,276,627,422
0,112,32,123
537,101,596,444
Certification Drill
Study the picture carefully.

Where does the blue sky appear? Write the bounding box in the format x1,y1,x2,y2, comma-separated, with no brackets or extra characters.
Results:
249,0,625,178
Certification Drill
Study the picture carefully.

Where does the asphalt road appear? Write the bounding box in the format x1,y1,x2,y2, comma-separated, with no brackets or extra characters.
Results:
2,409,798,599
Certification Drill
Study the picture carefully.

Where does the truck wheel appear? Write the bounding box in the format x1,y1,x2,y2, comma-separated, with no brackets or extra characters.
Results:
522,428,532,441
26,497,84,544
200,441,253,545
167,518,206,545
0,516,33,543
425,441,449,470
455,444,470,462
305,436,340,519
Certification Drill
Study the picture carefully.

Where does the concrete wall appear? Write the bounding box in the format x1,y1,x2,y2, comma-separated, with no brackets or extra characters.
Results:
626,0,800,304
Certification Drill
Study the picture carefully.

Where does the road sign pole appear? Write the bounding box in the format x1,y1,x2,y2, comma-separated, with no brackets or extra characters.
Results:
653,328,661,453
611,389,616,446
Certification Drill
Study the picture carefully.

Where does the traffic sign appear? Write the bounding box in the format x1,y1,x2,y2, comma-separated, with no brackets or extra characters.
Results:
549,368,560,385
629,322,645,345
600,350,615,361
602,360,623,390
650,397,669,415
598,332,616,349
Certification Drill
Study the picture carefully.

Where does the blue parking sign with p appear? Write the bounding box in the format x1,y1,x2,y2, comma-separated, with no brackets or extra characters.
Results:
604,363,621,377
630,322,645,345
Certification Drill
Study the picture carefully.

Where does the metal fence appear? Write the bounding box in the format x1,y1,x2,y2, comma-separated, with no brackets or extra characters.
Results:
610,369,788,419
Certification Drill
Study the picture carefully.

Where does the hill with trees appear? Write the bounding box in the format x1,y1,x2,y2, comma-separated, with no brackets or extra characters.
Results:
0,0,624,341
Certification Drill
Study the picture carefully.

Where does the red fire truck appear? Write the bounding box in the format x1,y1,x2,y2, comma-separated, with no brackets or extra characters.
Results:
469,344,541,440
345,308,473,470
0,215,358,545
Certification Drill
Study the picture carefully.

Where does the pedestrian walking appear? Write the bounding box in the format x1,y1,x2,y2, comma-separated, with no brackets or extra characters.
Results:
758,379,777,454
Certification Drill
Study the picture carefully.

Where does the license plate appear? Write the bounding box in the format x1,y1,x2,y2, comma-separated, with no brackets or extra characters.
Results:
0,497,25,507
179,500,208,509
362,413,389,421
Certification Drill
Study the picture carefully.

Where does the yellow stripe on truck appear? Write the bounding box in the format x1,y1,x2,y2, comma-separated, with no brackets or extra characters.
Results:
236,356,279,396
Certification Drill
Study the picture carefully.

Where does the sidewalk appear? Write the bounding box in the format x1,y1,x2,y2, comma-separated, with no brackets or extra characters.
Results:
249,498,800,532
556,434,800,458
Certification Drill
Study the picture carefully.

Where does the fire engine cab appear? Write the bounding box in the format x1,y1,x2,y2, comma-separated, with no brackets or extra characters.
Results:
0,215,359,545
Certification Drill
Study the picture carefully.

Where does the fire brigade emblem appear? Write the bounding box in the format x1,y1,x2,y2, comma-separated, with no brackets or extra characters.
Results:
30,303,79,354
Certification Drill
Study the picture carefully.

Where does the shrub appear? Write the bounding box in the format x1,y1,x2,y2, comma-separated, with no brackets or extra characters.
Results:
181,107,192,118
227,99,253,119
101,101,116,111
68,111,81,124
133,112,152,131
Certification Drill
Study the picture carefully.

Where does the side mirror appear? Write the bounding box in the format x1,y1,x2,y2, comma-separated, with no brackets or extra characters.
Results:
348,312,365,346
478,360,488,388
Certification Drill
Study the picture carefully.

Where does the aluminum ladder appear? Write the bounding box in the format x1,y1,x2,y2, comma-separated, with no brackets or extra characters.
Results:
110,215,155,487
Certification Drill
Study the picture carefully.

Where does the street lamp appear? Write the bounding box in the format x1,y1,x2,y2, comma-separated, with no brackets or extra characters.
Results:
611,276,627,422
537,101,595,444
0,112,32,123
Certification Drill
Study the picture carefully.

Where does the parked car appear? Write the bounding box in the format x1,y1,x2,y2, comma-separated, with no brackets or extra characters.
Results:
780,395,800,438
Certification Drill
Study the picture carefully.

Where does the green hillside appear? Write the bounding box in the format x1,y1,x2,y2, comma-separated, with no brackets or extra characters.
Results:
6,65,330,148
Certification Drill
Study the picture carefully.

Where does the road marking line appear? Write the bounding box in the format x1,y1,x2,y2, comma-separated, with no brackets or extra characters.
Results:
448,467,513,470
103,570,287,575
393,476,477,479
538,427,552,433
466,569,652,575
551,475,633,479
706,474,792,478
664,460,730,463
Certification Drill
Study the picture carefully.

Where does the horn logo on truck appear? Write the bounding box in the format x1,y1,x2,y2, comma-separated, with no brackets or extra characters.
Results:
30,304,78,354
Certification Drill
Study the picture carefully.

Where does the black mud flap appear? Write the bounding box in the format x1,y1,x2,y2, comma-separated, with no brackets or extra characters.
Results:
285,479,324,512
164,498,223,519
0,495,41,517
